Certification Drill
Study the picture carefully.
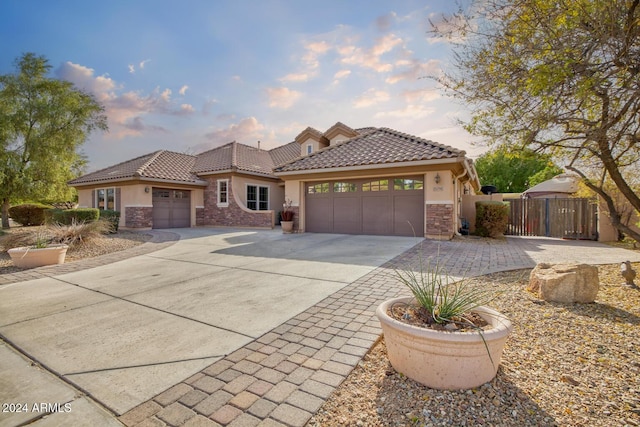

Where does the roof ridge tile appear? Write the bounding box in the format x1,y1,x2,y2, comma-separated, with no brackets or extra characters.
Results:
136,150,165,176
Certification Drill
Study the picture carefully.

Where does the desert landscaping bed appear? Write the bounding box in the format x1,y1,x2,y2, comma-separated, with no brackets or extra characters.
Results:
309,265,640,427
0,228,151,275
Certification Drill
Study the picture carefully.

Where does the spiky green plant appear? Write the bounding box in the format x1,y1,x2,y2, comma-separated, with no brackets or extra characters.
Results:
394,252,494,326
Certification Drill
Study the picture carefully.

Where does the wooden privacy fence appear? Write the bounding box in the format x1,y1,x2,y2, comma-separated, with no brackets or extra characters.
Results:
506,198,597,240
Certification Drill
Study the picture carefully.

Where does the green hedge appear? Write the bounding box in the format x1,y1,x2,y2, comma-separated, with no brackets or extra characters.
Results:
45,208,100,225
100,210,120,233
9,203,54,226
475,201,509,238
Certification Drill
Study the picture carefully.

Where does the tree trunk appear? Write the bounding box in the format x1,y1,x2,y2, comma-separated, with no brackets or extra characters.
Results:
1,197,10,229
567,166,640,243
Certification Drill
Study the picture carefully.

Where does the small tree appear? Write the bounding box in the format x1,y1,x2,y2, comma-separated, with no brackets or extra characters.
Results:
0,53,108,228
475,147,563,193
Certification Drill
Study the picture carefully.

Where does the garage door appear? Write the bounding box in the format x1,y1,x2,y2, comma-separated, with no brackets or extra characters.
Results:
305,177,424,236
152,188,191,228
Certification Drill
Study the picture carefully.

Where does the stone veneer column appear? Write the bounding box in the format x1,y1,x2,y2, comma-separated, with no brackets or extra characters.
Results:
425,203,454,239
125,206,153,228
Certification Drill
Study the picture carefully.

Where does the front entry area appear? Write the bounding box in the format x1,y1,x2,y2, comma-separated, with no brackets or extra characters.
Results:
152,188,191,228
305,177,424,236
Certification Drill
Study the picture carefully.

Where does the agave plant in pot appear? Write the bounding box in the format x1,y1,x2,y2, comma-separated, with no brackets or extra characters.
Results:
376,256,512,390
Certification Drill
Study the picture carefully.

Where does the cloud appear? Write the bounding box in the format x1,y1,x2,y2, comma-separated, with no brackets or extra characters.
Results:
374,104,435,119
386,59,441,84
199,117,267,150
353,88,390,108
266,87,302,109
376,12,397,32
123,117,168,133
139,59,151,69
179,85,189,95
280,72,311,83
339,33,403,73
56,61,193,138
332,69,351,85
401,89,440,103
128,64,135,74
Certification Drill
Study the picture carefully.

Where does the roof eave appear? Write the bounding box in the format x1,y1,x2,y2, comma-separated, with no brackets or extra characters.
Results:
69,176,208,187
274,157,465,177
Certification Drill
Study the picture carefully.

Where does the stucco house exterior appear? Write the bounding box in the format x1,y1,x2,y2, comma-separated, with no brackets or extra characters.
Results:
69,122,480,239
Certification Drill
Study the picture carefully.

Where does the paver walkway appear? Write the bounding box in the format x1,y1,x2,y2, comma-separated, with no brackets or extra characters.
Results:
115,235,640,427
3,232,639,427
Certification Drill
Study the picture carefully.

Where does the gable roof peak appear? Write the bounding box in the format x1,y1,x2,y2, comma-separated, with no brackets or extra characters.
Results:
294,126,328,145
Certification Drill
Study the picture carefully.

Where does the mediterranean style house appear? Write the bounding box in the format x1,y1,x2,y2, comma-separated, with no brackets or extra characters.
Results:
69,122,480,239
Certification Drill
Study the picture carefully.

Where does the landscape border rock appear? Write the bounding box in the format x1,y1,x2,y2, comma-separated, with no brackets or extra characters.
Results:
528,262,599,303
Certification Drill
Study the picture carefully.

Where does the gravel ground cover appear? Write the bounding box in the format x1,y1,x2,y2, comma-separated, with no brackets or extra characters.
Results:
309,265,640,427
0,228,150,274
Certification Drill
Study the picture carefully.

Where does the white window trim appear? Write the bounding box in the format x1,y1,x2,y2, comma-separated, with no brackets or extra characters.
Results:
217,179,229,207
306,144,313,155
246,184,270,211
95,187,117,211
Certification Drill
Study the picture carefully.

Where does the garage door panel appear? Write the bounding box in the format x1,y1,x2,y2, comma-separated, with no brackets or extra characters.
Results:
305,177,424,237
306,196,332,233
333,197,360,234
362,196,391,235
152,189,190,229
393,194,423,237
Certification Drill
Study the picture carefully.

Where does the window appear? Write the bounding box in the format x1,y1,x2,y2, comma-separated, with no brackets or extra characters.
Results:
307,183,330,194
307,144,313,155
96,187,116,210
333,182,357,193
217,179,229,207
362,179,388,192
247,185,269,210
394,178,424,190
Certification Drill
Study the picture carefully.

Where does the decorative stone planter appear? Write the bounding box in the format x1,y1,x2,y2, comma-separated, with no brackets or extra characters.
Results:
8,244,69,268
376,296,512,390
281,221,294,233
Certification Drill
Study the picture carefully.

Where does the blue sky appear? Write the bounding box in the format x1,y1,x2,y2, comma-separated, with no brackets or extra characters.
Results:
1,0,482,172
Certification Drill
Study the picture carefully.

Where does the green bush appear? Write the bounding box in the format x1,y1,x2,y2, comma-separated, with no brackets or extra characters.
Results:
100,210,120,233
44,208,100,225
9,203,54,226
475,201,509,238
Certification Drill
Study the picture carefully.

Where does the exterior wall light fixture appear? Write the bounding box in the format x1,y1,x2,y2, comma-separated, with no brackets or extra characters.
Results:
434,173,441,184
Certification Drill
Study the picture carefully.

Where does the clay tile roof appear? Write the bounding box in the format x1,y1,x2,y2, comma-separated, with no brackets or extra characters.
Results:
193,141,300,177
269,141,300,167
68,150,204,185
274,127,465,173
192,142,235,174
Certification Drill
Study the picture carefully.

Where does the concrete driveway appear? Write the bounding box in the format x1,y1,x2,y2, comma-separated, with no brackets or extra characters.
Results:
0,228,419,420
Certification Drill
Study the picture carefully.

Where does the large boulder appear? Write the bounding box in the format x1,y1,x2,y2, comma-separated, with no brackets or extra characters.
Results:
528,263,599,303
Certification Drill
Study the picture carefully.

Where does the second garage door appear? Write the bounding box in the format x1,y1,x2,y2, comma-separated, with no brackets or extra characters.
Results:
305,177,424,236
152,188,191,228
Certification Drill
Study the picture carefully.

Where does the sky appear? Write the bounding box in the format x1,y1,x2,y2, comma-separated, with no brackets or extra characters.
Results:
1,0,484,172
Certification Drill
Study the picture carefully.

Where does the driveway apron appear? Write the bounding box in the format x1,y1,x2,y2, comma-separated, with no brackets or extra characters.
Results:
0,228,419,418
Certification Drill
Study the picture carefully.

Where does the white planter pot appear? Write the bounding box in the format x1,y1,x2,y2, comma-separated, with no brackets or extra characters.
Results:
8,244,69,268
281,221,294,233
376,296,512,390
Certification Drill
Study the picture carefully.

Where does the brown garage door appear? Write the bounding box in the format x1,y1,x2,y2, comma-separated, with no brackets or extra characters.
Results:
305,177,424,236
152,188,191,228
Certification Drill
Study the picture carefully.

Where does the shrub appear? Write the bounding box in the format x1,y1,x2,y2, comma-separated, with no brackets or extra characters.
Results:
100,210,120,233
9,203,54,226
45,208,100,225
475,201,509,238
48,219,111,247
